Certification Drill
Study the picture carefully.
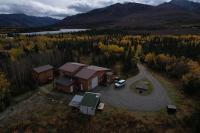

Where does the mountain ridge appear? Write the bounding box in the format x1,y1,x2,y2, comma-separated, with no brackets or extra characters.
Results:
56,0,200,31
0,13,59,28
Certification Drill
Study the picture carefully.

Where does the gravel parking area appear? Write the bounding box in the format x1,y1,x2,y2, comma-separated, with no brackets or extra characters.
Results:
93,64,171,111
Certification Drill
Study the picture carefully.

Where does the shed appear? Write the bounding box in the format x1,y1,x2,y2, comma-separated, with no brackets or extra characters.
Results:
32,65,54,85
79,92,101,115
55,77,76,93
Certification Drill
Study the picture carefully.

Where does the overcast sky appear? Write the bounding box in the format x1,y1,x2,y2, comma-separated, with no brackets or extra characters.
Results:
0,0,199,19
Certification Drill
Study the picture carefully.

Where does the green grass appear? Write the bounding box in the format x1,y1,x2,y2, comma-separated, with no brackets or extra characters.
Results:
130,78,154,96
147,69,182,106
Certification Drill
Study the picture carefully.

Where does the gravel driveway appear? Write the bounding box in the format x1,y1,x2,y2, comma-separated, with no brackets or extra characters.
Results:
93,64,171,111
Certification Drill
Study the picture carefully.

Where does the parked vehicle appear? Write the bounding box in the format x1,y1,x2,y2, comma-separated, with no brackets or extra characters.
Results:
114,79,126,88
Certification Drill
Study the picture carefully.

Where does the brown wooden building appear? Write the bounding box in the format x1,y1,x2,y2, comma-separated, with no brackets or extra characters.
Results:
32,65,54,85
75,66,112,91
58,62,87,77
106,72,115,83
55,77,76,93
56,62,87,93
55,62,114,93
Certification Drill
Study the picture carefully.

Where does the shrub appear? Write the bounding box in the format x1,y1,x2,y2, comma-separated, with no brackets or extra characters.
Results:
182,73,200,94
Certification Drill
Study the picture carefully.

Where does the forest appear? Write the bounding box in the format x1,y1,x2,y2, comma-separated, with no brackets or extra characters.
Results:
1,33,200,103
0,32,200,132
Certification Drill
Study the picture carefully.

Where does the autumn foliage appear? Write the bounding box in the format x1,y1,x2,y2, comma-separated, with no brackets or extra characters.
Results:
0,72,10,111
144,53,200,94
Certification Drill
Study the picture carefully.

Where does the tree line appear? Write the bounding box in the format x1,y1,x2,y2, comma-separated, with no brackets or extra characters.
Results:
143,53,200,94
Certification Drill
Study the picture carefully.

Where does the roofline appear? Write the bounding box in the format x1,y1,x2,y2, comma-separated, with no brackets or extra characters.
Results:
33,65,54,73
75,73,97,80
87,66,111,71
55,79,75,86
85,92,101,96
74,70,98,80
33,69,53,74
58,62,87,72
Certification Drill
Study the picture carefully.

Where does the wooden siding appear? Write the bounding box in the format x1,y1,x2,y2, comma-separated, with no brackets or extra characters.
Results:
32,69,53,85
76,71,107,91
56,83,74,93
80,105,95,115
107,74,115,83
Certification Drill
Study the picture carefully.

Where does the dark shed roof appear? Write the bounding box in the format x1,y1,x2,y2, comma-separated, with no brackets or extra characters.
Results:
56,77,75,86
33,65,53,73
59,62,87,73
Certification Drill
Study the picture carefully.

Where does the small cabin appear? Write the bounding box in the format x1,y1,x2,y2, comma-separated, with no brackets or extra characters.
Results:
69,92,103,115
32,65,54,85
79,92,101,115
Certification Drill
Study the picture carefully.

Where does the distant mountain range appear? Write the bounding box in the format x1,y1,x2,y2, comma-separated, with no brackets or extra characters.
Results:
0,14,59,28
0,0,200,33
56,0,200,32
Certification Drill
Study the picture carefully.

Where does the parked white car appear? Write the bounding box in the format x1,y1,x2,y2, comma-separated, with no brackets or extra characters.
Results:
114,80,126,88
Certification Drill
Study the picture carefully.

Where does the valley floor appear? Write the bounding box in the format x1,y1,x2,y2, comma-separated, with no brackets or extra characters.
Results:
0,65,194,133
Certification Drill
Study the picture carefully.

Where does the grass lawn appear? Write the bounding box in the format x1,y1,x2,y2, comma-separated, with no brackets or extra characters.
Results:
130,78,154,96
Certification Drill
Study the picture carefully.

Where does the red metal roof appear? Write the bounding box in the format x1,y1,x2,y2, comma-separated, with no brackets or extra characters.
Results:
106,72,114,75
59,62,87,73
33,65,53,73
75,67,97,80
75,65,110,80
87,66,110,71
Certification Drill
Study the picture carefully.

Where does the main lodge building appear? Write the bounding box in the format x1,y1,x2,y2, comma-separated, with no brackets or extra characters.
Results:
32,62,114,93
56,62,114,93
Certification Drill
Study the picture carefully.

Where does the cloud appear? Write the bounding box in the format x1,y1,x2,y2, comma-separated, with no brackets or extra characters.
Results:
0,0,77,19
68,4,94,13
0,0,199,19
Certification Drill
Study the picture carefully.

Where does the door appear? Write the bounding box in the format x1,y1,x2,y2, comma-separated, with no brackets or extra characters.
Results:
70,86,73,92
91,76,98,89
80,84,83,90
